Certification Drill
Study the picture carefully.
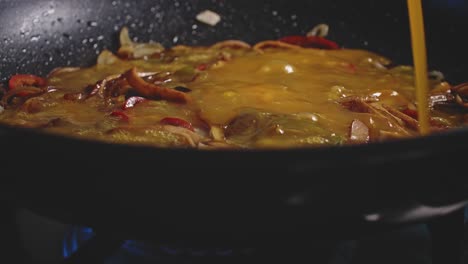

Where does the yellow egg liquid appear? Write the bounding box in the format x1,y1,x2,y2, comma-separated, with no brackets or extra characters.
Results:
407,0,430,135
0,21,458,149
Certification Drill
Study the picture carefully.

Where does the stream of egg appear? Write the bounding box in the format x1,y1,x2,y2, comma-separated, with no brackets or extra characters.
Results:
407,0,430,135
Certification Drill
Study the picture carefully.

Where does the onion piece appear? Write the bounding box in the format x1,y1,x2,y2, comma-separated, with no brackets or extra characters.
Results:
47,67,81,78
119,27,133,46
210,126,225,141
196,10,221,26
97,50,121,65
198,141,236,150
162,125,203,147
123,68,189,103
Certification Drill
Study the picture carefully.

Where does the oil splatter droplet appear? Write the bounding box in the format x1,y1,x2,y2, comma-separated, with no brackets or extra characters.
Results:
30,35,41,42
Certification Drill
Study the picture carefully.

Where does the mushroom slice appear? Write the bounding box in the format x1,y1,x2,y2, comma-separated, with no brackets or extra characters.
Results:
349,119,370,144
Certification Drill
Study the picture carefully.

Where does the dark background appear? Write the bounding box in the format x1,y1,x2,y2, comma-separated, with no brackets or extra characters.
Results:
0,0,467,83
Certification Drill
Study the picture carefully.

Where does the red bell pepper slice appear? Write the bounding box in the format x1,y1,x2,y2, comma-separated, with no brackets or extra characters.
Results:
160,117,195,132
402,108,418,120
278,35,340,50
9,74,47,97
9,74,47,90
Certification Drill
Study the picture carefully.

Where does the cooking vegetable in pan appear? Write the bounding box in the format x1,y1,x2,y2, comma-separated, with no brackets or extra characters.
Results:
0,26,466,149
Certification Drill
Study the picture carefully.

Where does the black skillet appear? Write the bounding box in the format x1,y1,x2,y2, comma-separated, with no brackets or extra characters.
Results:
0,0,468,247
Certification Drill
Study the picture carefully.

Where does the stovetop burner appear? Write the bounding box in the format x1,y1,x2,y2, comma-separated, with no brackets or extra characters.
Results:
6,207,467,264
60,226,432,264
62,226,364,264
62,226,255,259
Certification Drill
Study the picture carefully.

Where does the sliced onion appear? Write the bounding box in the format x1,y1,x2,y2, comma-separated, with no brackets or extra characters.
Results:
198,141,236,150
211,40,252,50
47,67,81,78
253,41,302,53
97,50,121,65
379,130,406,140
118,27,165,59
307,24,330,38
119,27,133,46
1,86,45,105
163,125,203,147
196,10,221,26
131,43,166,59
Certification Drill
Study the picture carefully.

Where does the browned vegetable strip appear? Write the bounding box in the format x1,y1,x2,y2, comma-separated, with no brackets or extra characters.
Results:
338,96,376,113
382,105,419,131
63,75,126,101
339,97,412,136
123,68,189,103
369,103,405,126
